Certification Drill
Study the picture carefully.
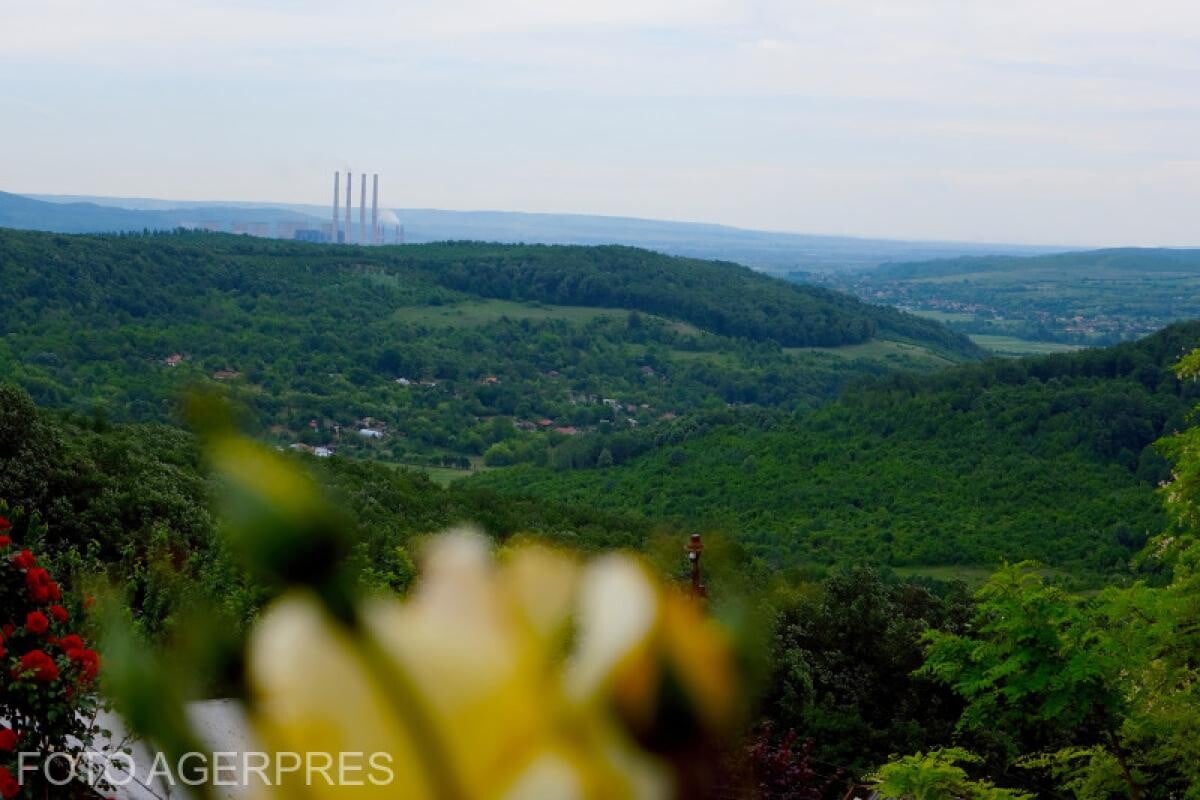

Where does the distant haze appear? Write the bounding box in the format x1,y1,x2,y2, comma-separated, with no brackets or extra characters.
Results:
2,1,1198,246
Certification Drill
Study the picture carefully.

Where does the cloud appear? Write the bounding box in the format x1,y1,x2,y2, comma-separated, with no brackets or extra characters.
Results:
2,0,1200,244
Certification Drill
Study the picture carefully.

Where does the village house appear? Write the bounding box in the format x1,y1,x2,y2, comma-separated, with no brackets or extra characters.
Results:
164,354,184,367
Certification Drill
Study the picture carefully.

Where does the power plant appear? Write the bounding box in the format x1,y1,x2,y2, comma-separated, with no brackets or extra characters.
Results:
327,170,402,245
176,172,405,245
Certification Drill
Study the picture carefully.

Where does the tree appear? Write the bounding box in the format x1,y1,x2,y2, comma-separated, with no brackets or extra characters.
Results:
906,349,1200,800
921,565,1122,757
870,749,1031,800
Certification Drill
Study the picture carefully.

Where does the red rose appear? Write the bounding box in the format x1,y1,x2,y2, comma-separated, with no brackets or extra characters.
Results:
0,728,16,752
67,648,100,683
14,650,59,683
12,550,35,570
58,634,84,652
24,611,49,636
25,568,54,603
0,536,10,549
0,641,5,659
49,605,69,624
1,625,12,639
0,517,10,531
0,766,17,800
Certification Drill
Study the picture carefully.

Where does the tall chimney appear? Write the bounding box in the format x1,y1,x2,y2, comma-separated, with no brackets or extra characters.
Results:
371,174,379,245
332,172,340,243
345,172,352,245
359,173,367,245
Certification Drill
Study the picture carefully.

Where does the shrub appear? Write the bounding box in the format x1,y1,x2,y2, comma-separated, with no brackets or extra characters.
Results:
0,513,105,797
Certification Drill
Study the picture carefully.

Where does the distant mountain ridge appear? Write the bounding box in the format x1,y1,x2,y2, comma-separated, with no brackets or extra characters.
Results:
0,191,319,234
870,247,1200,280
16,191,1067,272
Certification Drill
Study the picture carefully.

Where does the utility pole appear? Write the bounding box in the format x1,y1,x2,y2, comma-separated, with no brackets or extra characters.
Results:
686,533,706,598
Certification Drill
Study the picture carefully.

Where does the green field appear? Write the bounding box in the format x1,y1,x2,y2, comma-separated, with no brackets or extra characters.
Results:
892,565,1002,587
382,460,491,486
912,310,974,323
894,564,1077,588
786,338,956,367
391,299,626,327
969,334,1083,356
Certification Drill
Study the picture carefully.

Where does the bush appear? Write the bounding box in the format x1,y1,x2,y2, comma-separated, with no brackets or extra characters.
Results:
0,512,105,797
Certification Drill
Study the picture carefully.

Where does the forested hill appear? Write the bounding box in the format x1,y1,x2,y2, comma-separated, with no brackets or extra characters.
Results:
0,229,977,352
469,322,1200,577
0,228,978,464
426,242,971,349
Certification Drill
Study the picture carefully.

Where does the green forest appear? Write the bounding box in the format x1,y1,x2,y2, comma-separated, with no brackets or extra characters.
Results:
471,323,1200,579
0,229,977,469
4,229,1200,798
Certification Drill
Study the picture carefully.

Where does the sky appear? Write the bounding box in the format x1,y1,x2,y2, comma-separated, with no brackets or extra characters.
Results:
2,0,1199,246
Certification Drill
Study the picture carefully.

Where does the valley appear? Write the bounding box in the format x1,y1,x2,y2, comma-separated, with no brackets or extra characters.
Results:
812,248,1200,349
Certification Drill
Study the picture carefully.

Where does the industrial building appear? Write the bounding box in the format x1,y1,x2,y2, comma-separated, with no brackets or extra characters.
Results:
328,171,403,245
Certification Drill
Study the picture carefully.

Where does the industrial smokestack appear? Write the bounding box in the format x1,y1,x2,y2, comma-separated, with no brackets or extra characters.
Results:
371,174,379,245
359,173,367,245
345,172,352,245
332,172,340,243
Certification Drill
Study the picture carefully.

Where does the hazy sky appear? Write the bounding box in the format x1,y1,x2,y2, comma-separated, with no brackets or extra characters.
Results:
3,0,1199,246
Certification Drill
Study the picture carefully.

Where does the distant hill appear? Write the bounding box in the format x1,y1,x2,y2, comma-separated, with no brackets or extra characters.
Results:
469,322,1200,578
23,192,1066,272
870,247,1200,280
0,190,323,235
0,191,178,233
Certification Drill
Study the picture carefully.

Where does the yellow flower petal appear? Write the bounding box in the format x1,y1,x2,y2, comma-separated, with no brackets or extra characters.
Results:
246,592,433,799
566,556,662,724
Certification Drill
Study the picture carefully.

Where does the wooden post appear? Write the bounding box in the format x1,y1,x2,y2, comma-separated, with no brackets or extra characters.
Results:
686,533,706,598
